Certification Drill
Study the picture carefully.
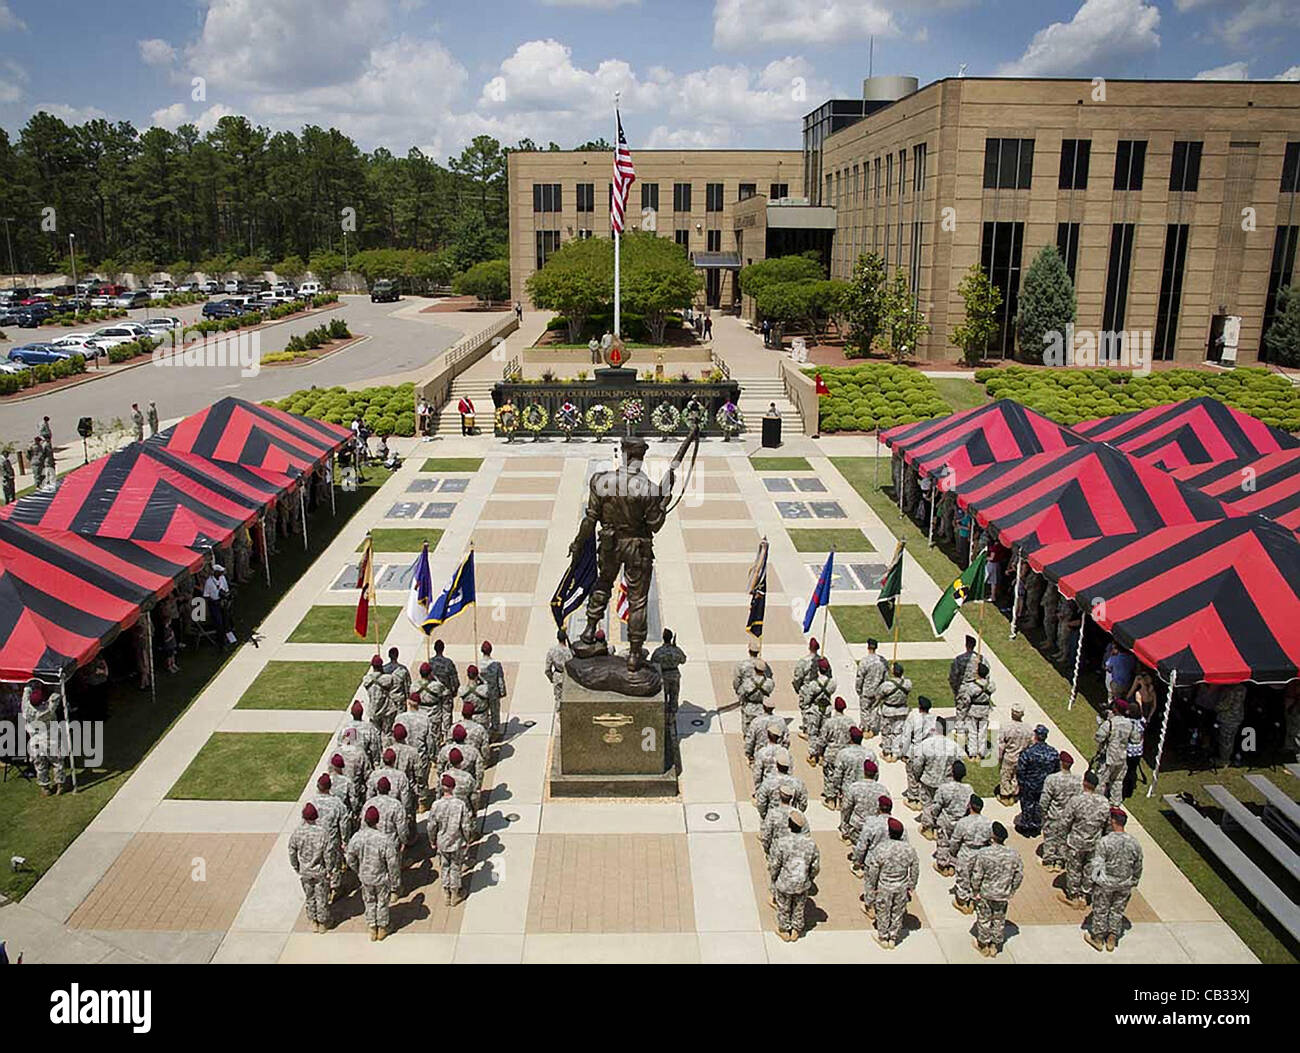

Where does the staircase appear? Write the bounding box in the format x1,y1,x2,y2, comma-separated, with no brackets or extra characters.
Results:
736,374,804,433
435,376,497,435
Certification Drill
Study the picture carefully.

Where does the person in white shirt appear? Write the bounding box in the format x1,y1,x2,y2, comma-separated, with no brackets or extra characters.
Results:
203,564,237,645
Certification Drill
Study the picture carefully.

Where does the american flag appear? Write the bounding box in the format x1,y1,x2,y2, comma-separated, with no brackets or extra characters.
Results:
610,110,636,234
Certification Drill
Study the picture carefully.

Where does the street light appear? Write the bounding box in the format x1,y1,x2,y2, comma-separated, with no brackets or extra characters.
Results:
0,217,15,291
68,233,78,312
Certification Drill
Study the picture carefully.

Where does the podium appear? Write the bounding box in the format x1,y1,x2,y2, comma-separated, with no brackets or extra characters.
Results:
762,415,782,448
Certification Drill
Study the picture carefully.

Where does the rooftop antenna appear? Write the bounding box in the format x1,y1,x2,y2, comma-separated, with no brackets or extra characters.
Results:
958,63,967,78
869,37,874,79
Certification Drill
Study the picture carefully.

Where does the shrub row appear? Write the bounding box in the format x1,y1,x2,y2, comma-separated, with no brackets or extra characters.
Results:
0,351,89,394
267,381,416,437
809,363,952,432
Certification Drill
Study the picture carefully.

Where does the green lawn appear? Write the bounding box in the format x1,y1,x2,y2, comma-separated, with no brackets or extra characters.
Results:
751,456,813,472
831,454,1300,964
421,458,483,472
930,376,989,413
168,732,331,801
894,658,954,707
831,603,938,642
0,468,392,901
363,528,443,553
236,661,364,710
787,527,875,552
288,605,401,644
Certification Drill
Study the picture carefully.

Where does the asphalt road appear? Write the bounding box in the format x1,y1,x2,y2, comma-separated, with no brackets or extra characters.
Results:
0,296,463,448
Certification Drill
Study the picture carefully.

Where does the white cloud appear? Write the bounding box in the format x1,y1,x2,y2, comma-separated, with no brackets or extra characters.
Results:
1174,0,1298,46
150,102,190,129
0,1,24,31
138,38,177,67
998,0,1161,77
0,60,26,105
1195,61,1249,79
30,103,111,124
1276,65,1300,80
713,0,902,49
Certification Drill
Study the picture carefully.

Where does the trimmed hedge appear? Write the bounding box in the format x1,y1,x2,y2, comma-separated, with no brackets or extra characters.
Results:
974,365,1300,431
267,381,416,437
0,351,89,394
808,363,952,433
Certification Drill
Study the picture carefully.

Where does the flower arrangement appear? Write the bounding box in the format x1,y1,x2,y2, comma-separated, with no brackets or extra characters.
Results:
716,400,744,439
682,397,706,430
495,402,519,440
651,401,681,435
620,397,644,426
556,400,581,440
586,403,615,439
521,402,549,439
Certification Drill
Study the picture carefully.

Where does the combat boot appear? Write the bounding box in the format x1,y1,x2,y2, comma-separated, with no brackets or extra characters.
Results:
1083,932,1105,952
1057,891,1087,910
369,927,378,941
445,888,454,906
376,927,388,941
1105,935,1117,952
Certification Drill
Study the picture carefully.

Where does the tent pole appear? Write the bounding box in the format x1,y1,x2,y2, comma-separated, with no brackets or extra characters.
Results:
1009,555,1024,640
329,455,337,516
260,515,271,586
873,430,880,490
1067,605,1086,711
60,669,77,793
927,483,937,547
897,463,904,516
145,611,157,706
1147,668,1176,798
299,486,308,551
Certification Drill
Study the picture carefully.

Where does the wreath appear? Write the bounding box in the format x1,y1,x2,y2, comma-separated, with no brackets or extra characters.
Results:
585,403,615,436
521,403,549,436
651,401,681,435
495,402,519,438
716,402,744,436
556,400,580,437
620,397,644,425
682,398,706,429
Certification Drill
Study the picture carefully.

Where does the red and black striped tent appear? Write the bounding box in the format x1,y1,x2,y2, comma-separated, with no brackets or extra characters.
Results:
154,396,352,477
1074,396,1299,471
881,399,1084,485
0,520,201,681
1170,448,1300,536
950,441,1237,554
1026,518,1300,684
0,443,289,549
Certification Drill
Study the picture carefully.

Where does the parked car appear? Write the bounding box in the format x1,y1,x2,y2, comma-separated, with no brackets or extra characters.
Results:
370,279,399,303
92,324,148,344
0,308,20,326
142,316,182,332
202,299,244,319
297,281,323,298
113,290,152,309
0,286,33,303
49,334,106,358
0,361,27,374
176,282,199,293
14,304,55,327
8,343,72,365
200,280,220,293
223,279,241,294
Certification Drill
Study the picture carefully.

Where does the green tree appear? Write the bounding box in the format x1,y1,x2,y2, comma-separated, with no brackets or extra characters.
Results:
755,280,812,346
526,237,611,342
574,137,613,152
882,270,928,363
738,254,824,301
272,254,306,277
453,259,511,304
619,231,702,344
1016,244,1076,364
449,135,507,235
1264,286,1300,367
951,264,1003,366
843,252,888,358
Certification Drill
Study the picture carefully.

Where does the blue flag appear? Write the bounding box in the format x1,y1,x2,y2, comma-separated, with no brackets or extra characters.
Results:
802,550,834,632
423,551,476,630
551,533,597,628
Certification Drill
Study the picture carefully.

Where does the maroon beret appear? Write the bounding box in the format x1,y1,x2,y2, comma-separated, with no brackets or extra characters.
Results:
370,656,383,669
302,802,318,821
317,773,332,791
383,747,396,764
376,776,391,794
350,700,364,718
448,747,463,765
864,759,878,775
452,724,467,742
441,774,456,789
330,753,345,769
365,805,380,825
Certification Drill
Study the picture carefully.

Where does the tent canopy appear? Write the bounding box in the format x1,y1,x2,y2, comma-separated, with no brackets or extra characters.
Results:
1170,448,1300,536
154,396,351,477
1025,518,1300,685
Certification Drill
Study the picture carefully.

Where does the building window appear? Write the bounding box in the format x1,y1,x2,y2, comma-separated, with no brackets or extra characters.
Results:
1113,140,1146,191
1058,139,1090,190
706,183,724,212
983,138,1034,190
1055,222,1081,282
576,183,594,213
1169,141,1203,193
673,182,692,212
770,182,788,200
898,150,906,196
885,155,893,199
532,183,561,212
913,143,927,193
577,229,593,240
909,220,923,294
738,183,756,201
874,158,881,197
980,221,1025,356
1280,142,1300,193
1261,225,1299,359
1102,223,1137,335
674,229,690,248
706,229,722,252
535,229,561,271
1154,224,1190,360
641,182,659,211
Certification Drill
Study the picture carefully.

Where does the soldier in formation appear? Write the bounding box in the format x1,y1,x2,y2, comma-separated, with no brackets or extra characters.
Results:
922,758,972,877
839,758,886,843
864,818,919,949
289,802,336,932
899,697,937,807
1084,807,1144,952
949,794,993,914
767,809,820,942
913,717,958,811
427,774,476,906
1095,699,1138,803
545,629,574,709
959,661,995,759
760,783,798,855
1014,725,1060,837
812,695,852,780
745,695,788,763
791,638,822,736
310,772,350,904
478,640,506,738
734,643,775,737
995,704,1035,805
649,628,687,725
849,794,896,882
797,656,835,744
1057,770,1112,908
1039,750,1082,870
395,697,434,810
459,666,492,738
828,725,875,808
877,662,912,760
346,805,402,941
969,821,1023,956
755,748,806,817
854,638,887,737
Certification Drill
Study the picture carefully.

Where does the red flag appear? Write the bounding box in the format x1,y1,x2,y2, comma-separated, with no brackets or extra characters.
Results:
355,534,374,639
814,372,830,395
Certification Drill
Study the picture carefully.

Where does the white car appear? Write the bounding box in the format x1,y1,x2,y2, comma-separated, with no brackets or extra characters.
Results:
297,281,322,298
223,279,241,294
93,324,149,343
142,316,182,331
176,282,199,293
201,280,220,293
0,361,27,374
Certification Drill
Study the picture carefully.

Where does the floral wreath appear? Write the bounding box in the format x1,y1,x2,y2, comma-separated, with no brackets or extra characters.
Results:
521,403,549,433
651,401,681,434
555,400,580,433
716,402,744,434
585,403,615,434
620,397,644,424
682,398,706,428
495,402,519,433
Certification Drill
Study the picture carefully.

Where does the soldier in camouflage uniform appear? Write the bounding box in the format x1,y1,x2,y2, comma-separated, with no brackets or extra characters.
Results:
1014,725,1060,837
382,647,411,700
361,657,389,729
760,784,797,856
442,747,479,819
798,657,835,745
428,774,477,905
429,637,460,696
336,727,371,813
478,641,506,738
1022,569,1046,633
849,795,895,883
813,695,853,780
745,695,788,763
949,794,993,911
387,725,423,822
840,758,886,842
326,754,359,824
341,699,382,768
261,503,278,557
1085,808,1144,952
1039,750,1082,869
735,649,776,738
915,718,959,813
649,628,686,724
768,809,820,942
395,698,434,809
459,667,492,738
347,805,402,940
437,726,485,789
310,773,350,901
899,697,938,807
755,750,806,818
854,639,888,737
970,821,1023,956
364,772,413,868
923,759,972,875
996,705,1035,804
1215,683,1247,767
949,636,979,699
1054,596,1077,664
233,525,253,584
545,630,574,709
866,818,919,949
830,726,876,805
451,713,490,765
289,802,335,932
960,662,995,759
1057,771,1111,907
22,682,65,795
791,638,821,735
1095,699,1137,803
2,449,15,505
131,403,145,441
878,663,912,760
417,665,455,744
752,727,788,792
1041,583,1059,650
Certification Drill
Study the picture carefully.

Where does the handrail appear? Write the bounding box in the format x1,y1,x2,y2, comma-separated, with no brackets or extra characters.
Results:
416,314,519,422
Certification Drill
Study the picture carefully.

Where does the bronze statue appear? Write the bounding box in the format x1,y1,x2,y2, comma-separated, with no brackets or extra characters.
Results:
569,428,698,674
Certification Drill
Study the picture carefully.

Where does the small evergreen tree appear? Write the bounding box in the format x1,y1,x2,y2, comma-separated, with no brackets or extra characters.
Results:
882,269,928,363
951,263,1002,366
1016,245,1076,364
1264,286,1300,367
843,251,888,358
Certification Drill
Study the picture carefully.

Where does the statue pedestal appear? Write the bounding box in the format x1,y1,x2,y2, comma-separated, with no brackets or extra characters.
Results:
549,673,678,797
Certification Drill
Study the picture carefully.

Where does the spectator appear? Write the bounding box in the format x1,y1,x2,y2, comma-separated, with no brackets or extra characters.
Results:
203,563,237,646
761,318,771,347
1104,643,1136,701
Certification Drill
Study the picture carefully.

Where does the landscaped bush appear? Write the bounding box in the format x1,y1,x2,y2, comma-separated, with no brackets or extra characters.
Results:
973,365,1300,431
0,352,89,394
106,336,159,364
806,364,952,432
267,382,417,436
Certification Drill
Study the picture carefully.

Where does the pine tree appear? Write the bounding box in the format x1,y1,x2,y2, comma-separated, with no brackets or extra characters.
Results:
951,263,1002,366
1264,286,1300,367
1016,245,1076,364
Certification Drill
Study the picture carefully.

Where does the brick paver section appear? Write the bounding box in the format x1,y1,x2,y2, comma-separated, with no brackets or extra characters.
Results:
678,499,752,521
472,528,547,553
690,561,784,594
681,526,762,554
493,476,560,494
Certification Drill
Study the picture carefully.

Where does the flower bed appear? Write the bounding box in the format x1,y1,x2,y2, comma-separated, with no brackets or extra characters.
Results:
809,363,952,433
261,318,353,364
266,381,416,437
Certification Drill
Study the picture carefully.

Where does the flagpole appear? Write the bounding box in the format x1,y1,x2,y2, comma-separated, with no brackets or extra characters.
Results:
471,539,478,658
820,545,834,660
613,92,622,340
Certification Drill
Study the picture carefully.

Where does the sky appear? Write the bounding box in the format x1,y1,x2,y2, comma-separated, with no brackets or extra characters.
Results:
0,0,1297,160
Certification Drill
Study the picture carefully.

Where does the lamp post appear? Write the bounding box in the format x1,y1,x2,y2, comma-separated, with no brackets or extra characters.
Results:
68,233,78,311
1,217,16,291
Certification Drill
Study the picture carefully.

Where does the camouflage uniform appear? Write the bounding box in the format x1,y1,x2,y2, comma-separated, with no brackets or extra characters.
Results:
345,825,401,932
756,772,807,818
760,800,795,855
1087,830,1144,943
1040,769,1084,866
798,672,835,740
459,680,492,731
649,640,686,723
751,741,785,792
545,641,574,707
444,765,478,817
855,652,888,734
428,793,476,895
383,658,412,702
850,813,893,873
925,779,973,870
310,790,350,895
996,719,1036,798
131,406,145,441
831,741,877,802
1015,740,1060,835
452,719,490,761
479,657,506,734
839,775,886,840
1215,684,1247,767
340,713,382,768
1061,790,1112,900
878,674,912,758
395,710,434,803
364,773,414,841
418,676,454,742
437,740,485,788
262,504,278,556
327,767,358,824
363,671,397,736
745,713,789,762
1022,570,1046,632
915,732,960,811
388,741,423,820
288,818,335,926
949,649,978,702
429,653,460,700
959,675,995,759
2,454,15,504
899,709,938,805
768,829,821,936
813,706,852,772
970,841,1023,950
22,686,65,791
337,733,371,810
790,654,818,733
1041,585,1059,648
1094,712,1135,803
735,658,775,737
233,526,253,584
866,839,919,945
949,812,993,901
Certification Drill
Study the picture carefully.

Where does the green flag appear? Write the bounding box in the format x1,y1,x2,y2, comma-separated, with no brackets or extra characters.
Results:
876,540,905,629
932,549,988,634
